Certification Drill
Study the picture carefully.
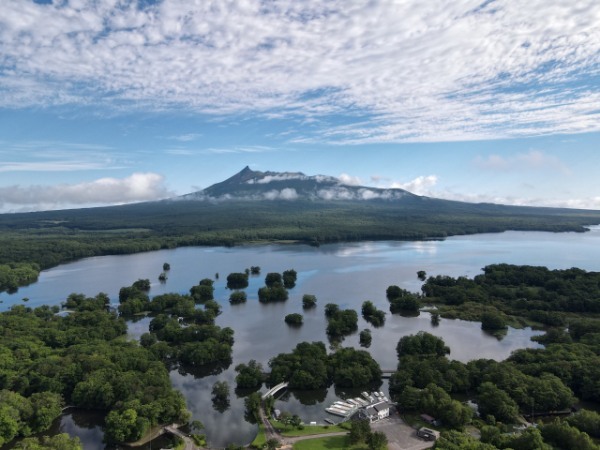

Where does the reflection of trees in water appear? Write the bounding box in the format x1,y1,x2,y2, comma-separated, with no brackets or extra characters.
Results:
176,358,232,378
69,410,106,430
234,386,261,399
288,388,328,406
333,380,382,400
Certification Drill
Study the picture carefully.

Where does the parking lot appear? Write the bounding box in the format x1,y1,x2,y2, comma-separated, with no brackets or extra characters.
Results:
371,415,435,450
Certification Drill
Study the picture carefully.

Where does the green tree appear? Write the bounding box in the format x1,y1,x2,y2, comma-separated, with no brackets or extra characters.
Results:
229,291,247,304
397,332,450,358
284,313,303,325
227,273,249,289
302,294,317,309
367,431,388,450
477,382,519,423
14,434,82,450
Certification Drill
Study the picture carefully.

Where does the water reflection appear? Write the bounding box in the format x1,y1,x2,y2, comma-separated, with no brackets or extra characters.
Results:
3,231,600,447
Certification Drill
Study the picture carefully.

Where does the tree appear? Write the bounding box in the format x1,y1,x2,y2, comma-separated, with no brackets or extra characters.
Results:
367,431,388,450
14,434,82,450
163,262,170,271
359,329,372,347
481,311,507,331
348,419,371,444
211,381,230,413
417,270,427,281
477,382,519,423
264,438,281,449
235,360,264,390
431,312,440,326
284,313,303,326
229,291,247,304
227,273,249,289
397,332,450,358
265,273,282,287
362,301,385,326
324,303,339,318
282,269,297,289
302,294,317,309
250,266,261,275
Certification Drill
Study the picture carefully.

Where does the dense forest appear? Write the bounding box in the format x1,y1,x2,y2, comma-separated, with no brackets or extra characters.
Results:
0,301,190,447
1,198,600,291
4,261,600,449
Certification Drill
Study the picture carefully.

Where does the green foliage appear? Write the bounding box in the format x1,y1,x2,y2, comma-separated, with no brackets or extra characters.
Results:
227,272,249,289
258,285,289,303
13,434,82,450
282,269,297,289
477,382,519,423
190,282,215,303
326,308,358,338
566,409,600,438
235,360,264,390
244,392,262,424
265,273,282,287
396,332,450,358
302,294,317,309
481,310,507,331
0,304,190,447
386,287,421,313
268,342,329,389
417,270,427,281
348,419,370,444
211,381,230,412
541,419,600,450
361,301,386,327
359,329,372,348
163,262,170,271
250,266,261,275
434,430,497,449
0,263,40,293
324,303,339,318
328,348,381,388
229,291,247,304
284,313,303,326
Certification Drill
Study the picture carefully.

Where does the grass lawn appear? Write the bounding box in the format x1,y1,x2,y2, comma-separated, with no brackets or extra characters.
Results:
251,424,267,448
274,423,349,437
293,435,367,450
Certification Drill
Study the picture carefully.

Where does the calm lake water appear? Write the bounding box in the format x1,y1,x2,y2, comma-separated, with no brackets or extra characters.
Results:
2,227,600,448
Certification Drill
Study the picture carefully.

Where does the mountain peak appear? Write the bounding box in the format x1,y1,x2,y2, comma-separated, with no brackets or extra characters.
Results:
181,168,415,202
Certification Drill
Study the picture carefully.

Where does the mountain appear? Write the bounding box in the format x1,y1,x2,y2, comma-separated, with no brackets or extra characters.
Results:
2,166,600,272
181,166,416,201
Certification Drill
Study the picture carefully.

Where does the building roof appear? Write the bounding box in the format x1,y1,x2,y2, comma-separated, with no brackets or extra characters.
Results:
373,402,389,412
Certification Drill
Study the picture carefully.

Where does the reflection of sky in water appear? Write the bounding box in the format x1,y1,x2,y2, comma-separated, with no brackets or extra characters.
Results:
2,230,600,447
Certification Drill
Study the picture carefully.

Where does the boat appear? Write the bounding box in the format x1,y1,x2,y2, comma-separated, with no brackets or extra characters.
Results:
324,418,335,424
354,397,368,406
326,407,348,417
361,391,370,399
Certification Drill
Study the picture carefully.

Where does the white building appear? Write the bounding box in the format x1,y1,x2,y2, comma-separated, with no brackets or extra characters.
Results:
362,401,390,422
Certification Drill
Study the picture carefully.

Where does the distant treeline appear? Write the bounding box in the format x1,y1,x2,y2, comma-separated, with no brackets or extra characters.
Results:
1,199,599,290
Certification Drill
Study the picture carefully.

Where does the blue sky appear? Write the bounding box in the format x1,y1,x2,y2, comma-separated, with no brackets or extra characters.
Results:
0,0,599,212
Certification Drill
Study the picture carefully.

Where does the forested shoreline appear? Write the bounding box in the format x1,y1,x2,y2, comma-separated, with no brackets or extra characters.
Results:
3,263,600,449
2,199,600,292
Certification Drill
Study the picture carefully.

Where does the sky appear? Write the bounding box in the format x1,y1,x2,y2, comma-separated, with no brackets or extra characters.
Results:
0,0,599,213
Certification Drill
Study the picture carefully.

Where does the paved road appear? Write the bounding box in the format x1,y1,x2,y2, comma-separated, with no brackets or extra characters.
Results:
164,425,205,450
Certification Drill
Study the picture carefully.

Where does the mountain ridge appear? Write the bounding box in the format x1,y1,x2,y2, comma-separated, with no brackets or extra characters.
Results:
180,166,416,202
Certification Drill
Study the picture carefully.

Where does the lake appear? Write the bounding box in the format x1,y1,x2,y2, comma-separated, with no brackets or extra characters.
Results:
2,227,600,448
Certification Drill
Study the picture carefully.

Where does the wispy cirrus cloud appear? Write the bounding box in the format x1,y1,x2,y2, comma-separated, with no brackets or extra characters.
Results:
0,1,598,143
474,150,571,174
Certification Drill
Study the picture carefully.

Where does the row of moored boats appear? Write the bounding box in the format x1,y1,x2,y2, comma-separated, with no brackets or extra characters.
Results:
325,391,389,418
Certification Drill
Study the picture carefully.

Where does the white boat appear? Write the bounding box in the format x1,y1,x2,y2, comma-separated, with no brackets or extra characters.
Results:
326,407,348,417
347,399,360,406
354,397,368,406
361,391,370,399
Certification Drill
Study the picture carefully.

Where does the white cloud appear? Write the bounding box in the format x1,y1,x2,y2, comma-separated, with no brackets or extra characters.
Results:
0,0,598,142
263,188,298,200
255,174,307,184
0,173,173,212
475,150,571,174
391,175,439,196
169,133,202,142
338,173,362,186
